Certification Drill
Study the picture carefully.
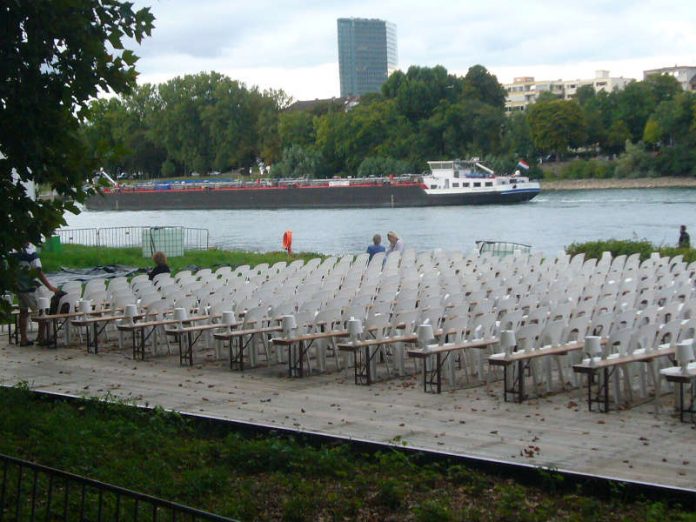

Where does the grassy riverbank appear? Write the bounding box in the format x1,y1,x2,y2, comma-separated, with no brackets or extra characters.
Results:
40,245,323,274
41,242,695,275
0,386,691,521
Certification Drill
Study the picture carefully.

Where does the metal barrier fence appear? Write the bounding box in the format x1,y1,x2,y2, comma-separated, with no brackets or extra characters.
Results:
56,227,209,251
475,240,532,257
0,453,236,522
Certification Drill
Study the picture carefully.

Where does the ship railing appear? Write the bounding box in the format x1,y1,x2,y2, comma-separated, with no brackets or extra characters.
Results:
56,226,209,251
119,176,421,192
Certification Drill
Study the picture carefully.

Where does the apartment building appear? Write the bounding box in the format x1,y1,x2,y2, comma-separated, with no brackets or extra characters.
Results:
504,70,633,113
643,65,696,91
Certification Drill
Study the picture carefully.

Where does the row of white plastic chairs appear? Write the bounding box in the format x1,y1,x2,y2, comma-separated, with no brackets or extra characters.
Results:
25,250,696,399
47,251,693,344
37,248,693,347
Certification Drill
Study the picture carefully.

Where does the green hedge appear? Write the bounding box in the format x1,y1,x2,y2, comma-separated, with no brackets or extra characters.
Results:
544,159,617,180
566,239,696,263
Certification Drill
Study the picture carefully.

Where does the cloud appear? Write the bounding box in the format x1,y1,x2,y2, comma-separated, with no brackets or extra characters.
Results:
131,0,696,99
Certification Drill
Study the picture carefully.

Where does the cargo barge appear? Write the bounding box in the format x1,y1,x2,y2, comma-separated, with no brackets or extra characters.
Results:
85,160,540,210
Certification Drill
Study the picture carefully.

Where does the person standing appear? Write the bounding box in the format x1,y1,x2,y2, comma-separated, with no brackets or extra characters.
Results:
385,231,405,257
15,242,60,346
678,225,690,248
367,234,386,261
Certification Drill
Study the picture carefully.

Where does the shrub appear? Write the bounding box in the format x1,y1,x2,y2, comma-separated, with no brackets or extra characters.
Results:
357,156,413,177
614,141,657,178
556,159,616,180
566,239,696,263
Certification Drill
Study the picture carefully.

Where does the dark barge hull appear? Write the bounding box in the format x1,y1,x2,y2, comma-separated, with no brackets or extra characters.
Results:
86,184,539,210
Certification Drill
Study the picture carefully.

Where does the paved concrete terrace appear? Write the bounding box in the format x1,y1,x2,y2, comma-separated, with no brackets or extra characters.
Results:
1,338,694,492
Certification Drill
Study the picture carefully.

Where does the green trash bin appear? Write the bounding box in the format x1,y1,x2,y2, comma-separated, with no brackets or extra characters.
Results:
44,235,62,253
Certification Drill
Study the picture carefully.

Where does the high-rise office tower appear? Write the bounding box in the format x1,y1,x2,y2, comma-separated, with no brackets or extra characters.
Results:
337,18,398,97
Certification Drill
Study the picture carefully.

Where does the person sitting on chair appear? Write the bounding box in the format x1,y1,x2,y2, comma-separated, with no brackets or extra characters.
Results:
367,234,386,261
148,251,171,281
385,231,405,257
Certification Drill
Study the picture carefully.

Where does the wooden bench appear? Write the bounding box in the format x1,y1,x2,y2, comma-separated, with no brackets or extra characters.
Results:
214,325,283,371
337,334,417,385
408,337,499,393
33,309,108,349
71,313,147,354
660,364,696,423
488,339,592,403
573,346,675,413
272,330,348,378
164,318,235,366
117,315,213,362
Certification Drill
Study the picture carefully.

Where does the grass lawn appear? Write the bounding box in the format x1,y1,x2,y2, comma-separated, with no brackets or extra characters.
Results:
0,387,693,521
39,245,324,274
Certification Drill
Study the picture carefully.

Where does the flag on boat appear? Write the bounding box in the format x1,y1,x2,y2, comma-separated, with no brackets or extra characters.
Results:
517,160,530,170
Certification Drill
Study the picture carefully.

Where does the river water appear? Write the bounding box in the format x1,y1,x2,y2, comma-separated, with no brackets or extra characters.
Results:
64,188,695,256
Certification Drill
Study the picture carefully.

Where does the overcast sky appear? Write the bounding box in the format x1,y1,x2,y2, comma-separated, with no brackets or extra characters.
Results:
131,0,696,101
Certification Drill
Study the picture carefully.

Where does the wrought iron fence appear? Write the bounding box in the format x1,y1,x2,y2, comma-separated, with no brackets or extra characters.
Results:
56,227,209,251
0,453,236,521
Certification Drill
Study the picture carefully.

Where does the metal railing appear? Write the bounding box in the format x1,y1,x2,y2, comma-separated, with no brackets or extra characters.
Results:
0,453,236,521
56,227,209,251
475,240,532,257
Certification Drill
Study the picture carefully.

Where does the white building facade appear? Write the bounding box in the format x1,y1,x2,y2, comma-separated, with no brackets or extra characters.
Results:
643,66,696,91
504,71,634,113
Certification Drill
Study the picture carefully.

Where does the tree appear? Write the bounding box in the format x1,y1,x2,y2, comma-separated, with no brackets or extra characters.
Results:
644,74,682,104
357,157,412,177
278,110,317,150
1,1,153,314
382,65,461,122
574,85,597,107
606,120,631,154
527,100,586,159
612,81,656,142
642,118,662,148
502,112,537,160
82,84,166,178
461,65,507,108
272,145,322,178
649,93,696,147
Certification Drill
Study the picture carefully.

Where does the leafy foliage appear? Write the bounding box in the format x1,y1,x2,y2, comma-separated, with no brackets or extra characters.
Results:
548,159,616,180
358,156,413,177
270,144,323,178
80,63,696,182
527,99,586,158
1,1,154,316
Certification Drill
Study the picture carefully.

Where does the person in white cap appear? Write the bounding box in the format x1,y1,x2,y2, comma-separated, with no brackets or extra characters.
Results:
385,231,404,257
14,242,60,346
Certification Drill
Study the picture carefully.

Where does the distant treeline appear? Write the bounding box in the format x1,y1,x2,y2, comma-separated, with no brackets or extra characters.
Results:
81,65,696,179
